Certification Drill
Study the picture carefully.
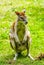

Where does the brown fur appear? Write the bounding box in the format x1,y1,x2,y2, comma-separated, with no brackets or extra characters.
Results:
9,11,34,61
15,11,25,16
11,22,15,32
35,53,44,60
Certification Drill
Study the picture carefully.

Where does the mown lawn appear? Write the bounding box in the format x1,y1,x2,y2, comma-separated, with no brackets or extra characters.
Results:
0,0,44,65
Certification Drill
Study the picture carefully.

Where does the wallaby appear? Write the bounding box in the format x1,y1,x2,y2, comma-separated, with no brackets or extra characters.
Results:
9,10,34,61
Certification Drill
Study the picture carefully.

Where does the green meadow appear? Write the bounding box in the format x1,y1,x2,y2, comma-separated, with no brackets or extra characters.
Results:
0,0,44,65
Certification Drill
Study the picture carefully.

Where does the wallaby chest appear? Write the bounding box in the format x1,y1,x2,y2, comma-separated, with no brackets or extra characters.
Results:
16,21,26,42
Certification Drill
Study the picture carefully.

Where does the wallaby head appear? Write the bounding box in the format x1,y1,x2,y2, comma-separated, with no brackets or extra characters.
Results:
15,10,28,24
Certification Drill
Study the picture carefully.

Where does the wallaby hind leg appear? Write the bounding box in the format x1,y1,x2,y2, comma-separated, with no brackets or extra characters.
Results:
26,38,35,60
26,44,34,60
10,38,15,50
14,53,18,60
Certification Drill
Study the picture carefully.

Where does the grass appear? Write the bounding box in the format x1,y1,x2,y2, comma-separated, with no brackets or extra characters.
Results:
0,0,44,65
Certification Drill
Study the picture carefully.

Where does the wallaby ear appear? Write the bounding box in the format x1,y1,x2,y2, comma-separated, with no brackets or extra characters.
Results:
15,11,20,15
22,9,26,13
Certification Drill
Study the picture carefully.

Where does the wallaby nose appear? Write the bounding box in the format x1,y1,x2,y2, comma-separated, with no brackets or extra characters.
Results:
26,21,28,24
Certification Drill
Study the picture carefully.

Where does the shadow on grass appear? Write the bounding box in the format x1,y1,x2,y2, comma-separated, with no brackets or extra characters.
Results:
0,53,43,65
0,53,29,65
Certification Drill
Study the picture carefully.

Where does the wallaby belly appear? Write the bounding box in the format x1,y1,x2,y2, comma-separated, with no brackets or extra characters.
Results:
16,21,27,51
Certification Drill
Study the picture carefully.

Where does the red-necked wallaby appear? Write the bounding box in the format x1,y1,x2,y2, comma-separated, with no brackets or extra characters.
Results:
9,10,34,61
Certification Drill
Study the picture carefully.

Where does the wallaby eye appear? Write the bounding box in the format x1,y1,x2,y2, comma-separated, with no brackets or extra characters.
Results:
20,16,26,21
21,17,25,21
21,17,23,19
20,16,24,19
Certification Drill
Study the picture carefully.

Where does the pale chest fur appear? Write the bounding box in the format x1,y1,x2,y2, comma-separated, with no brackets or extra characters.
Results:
16,21,26,42
9,21,31,51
